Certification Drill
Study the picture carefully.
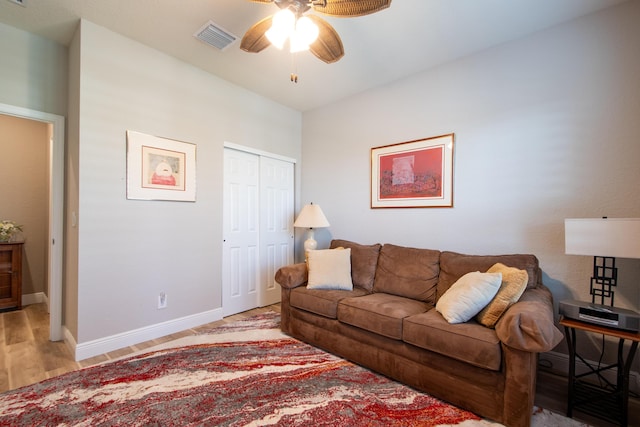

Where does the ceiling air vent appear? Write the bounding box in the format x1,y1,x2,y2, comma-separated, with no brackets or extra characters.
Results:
194,21,237,51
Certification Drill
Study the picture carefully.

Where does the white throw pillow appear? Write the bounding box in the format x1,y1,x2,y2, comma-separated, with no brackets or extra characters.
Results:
435,271,502,324
306,248,353,291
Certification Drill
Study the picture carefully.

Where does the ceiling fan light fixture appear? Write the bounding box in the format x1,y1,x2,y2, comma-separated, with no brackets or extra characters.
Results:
265,8,295,49
243,0,390,64
289,34,308,53
290,16,319,52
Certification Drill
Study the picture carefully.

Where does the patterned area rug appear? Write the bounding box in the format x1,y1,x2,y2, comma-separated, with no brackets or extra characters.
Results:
0,312,587,427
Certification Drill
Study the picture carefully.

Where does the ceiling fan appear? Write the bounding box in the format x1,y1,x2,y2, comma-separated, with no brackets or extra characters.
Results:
240,0,391,65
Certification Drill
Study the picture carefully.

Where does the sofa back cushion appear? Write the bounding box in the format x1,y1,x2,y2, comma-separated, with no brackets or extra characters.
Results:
437,251,539,302
330,239,381,292
372,244,440,303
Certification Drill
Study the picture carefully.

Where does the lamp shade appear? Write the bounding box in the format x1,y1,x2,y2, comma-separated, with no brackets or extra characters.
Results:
293,203,330,228
565,218,640,259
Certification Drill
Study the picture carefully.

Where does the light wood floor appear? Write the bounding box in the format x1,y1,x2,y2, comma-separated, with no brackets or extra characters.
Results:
1,303,638,427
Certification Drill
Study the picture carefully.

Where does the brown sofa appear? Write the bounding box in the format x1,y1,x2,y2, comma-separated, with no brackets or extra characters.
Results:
275,239,563,427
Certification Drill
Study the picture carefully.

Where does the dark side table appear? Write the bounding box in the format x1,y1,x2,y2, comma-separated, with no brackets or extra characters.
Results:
560,317,639,426
0,242,23,311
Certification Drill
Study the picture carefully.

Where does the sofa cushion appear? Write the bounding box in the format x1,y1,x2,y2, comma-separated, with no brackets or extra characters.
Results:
330,239,381,292
337,293,430,340
476,263,529,328
403,309,502,371
437,251,539,301
290,286,369,319
435,271,502,324
372,244,440,303
307,248,353,291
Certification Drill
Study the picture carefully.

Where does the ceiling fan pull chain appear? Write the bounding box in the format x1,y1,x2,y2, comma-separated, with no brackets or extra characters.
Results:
290,52,299,83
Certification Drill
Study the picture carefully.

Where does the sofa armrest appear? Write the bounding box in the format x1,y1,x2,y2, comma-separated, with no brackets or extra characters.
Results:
275,263,308,289
495,284,563,353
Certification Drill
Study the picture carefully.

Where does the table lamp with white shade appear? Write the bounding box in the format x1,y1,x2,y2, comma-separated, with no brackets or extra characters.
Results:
565,217,640,306
293,203,330,252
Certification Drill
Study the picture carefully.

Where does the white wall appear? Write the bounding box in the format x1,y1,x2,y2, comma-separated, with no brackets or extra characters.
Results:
72,20,302,346
66,21,81,340
0,22,68,116
301,1,640,369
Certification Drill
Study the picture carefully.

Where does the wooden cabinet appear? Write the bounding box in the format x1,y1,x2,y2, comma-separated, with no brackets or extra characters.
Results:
0,242,23,311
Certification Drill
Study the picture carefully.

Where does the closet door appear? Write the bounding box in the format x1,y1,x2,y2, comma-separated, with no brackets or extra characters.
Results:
260,157,294,306
223,149,260,316
223,147,295,316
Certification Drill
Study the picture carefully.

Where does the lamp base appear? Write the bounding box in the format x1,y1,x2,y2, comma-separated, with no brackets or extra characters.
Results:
590,256,617,306
304,229,317,252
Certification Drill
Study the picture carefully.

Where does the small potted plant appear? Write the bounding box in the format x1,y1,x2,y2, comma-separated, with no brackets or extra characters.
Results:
0,220,23,243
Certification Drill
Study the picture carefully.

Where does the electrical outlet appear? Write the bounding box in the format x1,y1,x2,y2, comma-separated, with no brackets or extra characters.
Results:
158,292,167,309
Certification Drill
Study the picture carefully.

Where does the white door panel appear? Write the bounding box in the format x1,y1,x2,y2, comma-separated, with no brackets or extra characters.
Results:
223,149,260,316
260,157,294,306
223,148,294,315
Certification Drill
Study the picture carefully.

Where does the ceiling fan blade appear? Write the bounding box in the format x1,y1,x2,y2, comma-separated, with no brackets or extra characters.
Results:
240,15,273,53
307,15,344,63
312,0,391,17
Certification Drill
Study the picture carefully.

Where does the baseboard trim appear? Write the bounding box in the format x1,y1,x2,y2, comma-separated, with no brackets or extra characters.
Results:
540,350,639,393
63,326,77,358
73,308,224,361
22,292,47,306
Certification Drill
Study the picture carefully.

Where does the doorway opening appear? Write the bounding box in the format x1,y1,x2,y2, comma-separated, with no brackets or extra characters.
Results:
0,103,64,341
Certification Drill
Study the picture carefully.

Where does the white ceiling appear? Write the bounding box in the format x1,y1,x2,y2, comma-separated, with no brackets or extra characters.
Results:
0,0,627,112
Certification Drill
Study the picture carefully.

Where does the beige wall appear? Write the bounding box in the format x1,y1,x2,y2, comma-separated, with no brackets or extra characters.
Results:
0,114,50,297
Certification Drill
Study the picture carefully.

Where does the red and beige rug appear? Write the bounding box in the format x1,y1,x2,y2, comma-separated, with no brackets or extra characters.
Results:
0,312,587,426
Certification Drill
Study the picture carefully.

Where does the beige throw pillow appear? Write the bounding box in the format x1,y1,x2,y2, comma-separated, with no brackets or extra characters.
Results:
476,263,529,328
306,248,353,291
435,271,502,324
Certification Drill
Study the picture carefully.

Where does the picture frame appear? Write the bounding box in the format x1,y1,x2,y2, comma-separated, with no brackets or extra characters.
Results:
371,133,454,208
126,130,196,201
